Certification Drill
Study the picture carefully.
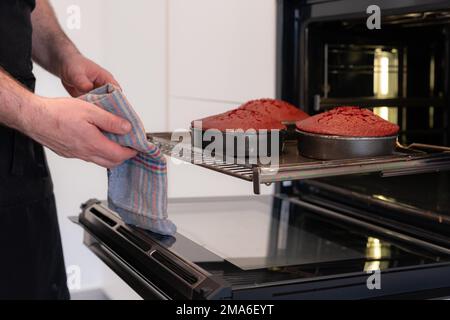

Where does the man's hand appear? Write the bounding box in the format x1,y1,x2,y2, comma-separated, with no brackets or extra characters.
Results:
60,53,120,97
23,96,137,168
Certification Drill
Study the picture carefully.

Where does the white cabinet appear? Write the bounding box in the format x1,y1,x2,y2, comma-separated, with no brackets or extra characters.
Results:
169,0,277,102
168,97,236,130
102,0,168,132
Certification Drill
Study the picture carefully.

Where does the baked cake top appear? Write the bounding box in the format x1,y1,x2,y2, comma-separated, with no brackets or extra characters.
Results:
296,106,400,137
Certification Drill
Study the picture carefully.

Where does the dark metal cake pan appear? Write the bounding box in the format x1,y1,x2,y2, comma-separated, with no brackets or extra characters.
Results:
296,130,397,160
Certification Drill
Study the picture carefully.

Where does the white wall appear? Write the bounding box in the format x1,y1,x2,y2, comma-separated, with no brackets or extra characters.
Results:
34,0,277,298
169,0,277,102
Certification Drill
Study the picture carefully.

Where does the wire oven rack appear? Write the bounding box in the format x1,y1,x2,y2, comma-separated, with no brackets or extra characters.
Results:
148,132,450,194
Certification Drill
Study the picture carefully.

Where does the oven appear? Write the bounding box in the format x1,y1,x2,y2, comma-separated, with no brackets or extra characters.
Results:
72,0,450,300
278,0,450,146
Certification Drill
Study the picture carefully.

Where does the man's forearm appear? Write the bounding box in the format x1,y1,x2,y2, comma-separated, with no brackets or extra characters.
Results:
31,0,80,77
0,68,38,132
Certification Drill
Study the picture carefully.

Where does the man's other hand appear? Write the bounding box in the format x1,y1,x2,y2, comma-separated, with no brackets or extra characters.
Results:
60,53,120,97
24,96,137,168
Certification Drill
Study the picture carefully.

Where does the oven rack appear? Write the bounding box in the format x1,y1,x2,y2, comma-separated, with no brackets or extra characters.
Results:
148,132,450,194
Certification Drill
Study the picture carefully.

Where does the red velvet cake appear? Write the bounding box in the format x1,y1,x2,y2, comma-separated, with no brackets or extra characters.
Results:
296,106,399,137
192,99,307,131
192,108,286,131
239,99,309,123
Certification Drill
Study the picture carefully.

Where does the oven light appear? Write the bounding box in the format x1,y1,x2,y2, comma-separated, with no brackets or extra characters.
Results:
380,56,390,95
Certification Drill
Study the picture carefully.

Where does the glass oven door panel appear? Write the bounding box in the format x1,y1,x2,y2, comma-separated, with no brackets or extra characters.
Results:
162,196,449,288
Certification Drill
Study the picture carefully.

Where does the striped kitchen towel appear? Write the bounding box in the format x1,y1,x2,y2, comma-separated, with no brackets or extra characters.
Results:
80,84,176,236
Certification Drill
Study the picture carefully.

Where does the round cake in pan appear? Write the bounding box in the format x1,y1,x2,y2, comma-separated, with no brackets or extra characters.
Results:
296,106,399,137
191,109,286,159
190,99,306,158
239,99,309,123
192,108,286,132
295,107,400,160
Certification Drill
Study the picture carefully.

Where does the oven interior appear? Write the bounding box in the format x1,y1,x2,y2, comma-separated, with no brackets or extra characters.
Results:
282,8,450,146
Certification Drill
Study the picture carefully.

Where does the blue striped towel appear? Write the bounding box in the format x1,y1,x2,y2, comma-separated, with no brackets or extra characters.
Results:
80,84,176,236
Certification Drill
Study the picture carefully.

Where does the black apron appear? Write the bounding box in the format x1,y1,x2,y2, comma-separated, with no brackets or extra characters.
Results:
0,0,69,299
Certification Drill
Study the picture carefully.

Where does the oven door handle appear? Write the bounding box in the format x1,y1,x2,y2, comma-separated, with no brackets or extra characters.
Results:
89,242,169,300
